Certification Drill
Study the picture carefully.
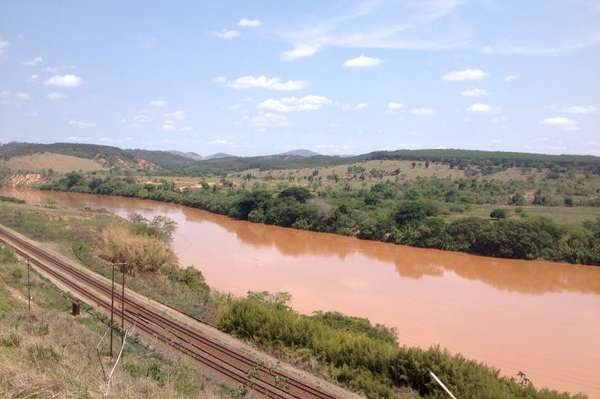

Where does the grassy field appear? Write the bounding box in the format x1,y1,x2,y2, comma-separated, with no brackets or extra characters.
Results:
0,248,240,398
1,152,107,173
447,205,600,226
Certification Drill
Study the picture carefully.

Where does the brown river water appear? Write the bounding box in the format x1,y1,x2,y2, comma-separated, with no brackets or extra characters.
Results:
3,188,600,397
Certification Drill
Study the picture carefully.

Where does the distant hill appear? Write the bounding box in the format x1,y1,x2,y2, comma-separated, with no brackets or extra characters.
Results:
126,149,196,169
281,149,320,157
2,142,600,175
0,142,141,169
168,150,204,161
205,152,235,160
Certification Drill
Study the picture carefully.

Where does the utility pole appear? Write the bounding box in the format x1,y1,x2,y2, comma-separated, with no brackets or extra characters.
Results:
121,263,126,345
110,262,115,357
27,257,31,312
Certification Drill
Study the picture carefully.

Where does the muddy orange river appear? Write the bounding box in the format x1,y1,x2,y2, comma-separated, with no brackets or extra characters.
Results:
3,188,600,397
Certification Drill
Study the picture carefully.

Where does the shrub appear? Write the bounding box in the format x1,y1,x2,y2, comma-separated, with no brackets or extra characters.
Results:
98,225,177,272
220,294,579,399
490,208,508,219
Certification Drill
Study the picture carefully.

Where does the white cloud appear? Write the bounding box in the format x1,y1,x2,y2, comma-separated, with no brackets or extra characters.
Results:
354,102,367,111
28,74,39,83
212,29,239,39
68,119,96,128
162,124,177,132
540,117,578,131
0,90,32,104
482,37,600,55
247,112,290,129
209,138,230,145
460,88,487,97
15,92,31,101
504,75,517,82
343,55,382,68
238,18,262,28
443,68,488,81
149,100,166,107
258,95,332,113
0,38,9,56
47,92,67,101
125,113,152,128
387,102,404,111
282,44,319,61
24,56,43,66
410,107,434,116
562,105,597,114
164,110,186,121
180,126,193,132
466,103,492,113
44,74,83,88
278,1,464,61
227,75,307,91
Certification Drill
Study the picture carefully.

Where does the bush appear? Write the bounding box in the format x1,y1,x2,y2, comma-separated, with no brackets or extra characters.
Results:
98,225,177,272
490,208,508,219
0,244,17,263
220,294,579,399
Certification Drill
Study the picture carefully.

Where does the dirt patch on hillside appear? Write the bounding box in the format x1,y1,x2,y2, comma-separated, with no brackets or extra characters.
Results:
2,152,107,173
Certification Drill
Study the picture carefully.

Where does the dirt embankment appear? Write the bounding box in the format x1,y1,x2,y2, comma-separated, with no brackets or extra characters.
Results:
3,173,45,187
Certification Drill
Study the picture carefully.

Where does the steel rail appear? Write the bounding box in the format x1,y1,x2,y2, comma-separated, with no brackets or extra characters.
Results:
0,226,338,399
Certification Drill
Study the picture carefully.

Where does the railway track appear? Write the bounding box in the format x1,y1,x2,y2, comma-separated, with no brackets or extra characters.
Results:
0,225,342,399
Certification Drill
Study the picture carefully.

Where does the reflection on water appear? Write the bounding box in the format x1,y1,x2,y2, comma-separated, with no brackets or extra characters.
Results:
4,188,600,397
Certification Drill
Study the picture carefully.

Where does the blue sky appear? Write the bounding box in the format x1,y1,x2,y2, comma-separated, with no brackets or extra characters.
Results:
1,1,599,156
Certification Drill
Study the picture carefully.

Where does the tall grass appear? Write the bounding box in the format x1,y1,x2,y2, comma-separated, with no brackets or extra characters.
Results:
220,294,586,399
98,224,177,272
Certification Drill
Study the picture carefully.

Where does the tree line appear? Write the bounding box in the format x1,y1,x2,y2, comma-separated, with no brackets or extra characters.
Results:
44,173,600,265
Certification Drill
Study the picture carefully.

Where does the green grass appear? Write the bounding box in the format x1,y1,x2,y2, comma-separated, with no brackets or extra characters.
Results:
449,205,600,226
0,250,238,398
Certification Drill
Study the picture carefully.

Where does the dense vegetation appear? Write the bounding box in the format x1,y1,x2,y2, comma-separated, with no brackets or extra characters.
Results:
43,173,600,264
220,293,583,398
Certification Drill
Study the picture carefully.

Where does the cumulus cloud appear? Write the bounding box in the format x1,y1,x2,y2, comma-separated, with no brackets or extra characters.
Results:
410,107,434,116
461,88,487,97
164,110,186,121
28,74,39,83
562,105,597,114
24,56,43,66
209,138,230,144
44,74,83,88
162,124,177,132
540,117,578,131
504,75,517,82
466,103,492,113
247,112,290,129
282,44,319,61
149,100,166,107
212,29,239,39
238,18,262,28
226,75,307,91
387,102,404,111
343,55,382,68
0,90,31,104
354,102,367,110
68,119,96,128
443,69,488,81
0,38,9,56
258,95,331,112
14,92,31,101
47,92,67,101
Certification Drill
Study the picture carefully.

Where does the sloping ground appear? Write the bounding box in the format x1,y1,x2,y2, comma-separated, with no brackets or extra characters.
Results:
1,153,106,173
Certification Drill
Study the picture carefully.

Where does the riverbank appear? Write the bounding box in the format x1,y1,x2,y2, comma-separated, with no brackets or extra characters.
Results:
3,188,600,397
0,195,590,398
40,174,600,265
